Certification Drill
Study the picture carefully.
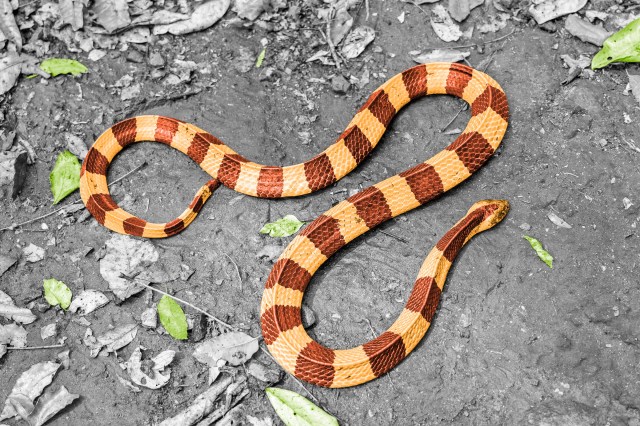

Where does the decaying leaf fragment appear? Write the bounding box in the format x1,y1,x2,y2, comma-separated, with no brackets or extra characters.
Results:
341,26,375,59
43,278,72,310
529,0,588,25
266,387,339,426
193,331,259,367
68,290,109,315
0,289,36,324
93,0,131,33
431,4,463,42
59,0,83,31
123,347,175,389
523,235,553,269
0,361,61,421
0,323,27,359
0,0,22,49
83,323,138,357
412,49,470,64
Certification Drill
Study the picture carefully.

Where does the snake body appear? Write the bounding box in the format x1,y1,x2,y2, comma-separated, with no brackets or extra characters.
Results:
80,63,509,388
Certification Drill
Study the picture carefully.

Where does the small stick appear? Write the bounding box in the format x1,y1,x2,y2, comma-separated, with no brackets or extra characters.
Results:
7,344,65,350
379,229,408,244
365,0,370,20
622,137,640,154
0,162,147,232
135,281,236,331
223,253,242,291
325,8,342,70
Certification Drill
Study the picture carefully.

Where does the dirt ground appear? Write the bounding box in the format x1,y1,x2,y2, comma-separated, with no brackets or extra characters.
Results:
2,0,640,425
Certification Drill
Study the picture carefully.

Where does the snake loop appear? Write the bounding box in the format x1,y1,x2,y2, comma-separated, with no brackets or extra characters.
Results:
80,62,509,388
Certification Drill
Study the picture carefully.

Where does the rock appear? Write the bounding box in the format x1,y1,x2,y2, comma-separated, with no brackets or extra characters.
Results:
331,75,350,94
448,0,484,22
0,150,28,199
64,133,88,160
23,243,45,263
141,307,157,328
301,304,316,328
126,49,145,63
148,51,165,67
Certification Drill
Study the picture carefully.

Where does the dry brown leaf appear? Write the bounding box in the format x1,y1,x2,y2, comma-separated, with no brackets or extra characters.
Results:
93,0,131,33
0,0,21,49
59,0,83,31
193,332,259,367
154,0,229,36
529,0,587,25
0,290,36,324
448,0,484,22
341,26,375,59
26,386,79,426
0,361,61,421
431,4,462,42
565,14,611,46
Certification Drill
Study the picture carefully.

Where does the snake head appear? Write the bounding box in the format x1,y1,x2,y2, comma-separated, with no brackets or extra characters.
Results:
469,199,510,232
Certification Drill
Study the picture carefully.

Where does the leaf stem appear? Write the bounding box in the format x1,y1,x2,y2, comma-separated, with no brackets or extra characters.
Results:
135,281,236,331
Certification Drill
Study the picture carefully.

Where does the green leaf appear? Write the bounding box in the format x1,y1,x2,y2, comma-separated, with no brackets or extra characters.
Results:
43,279,72,310
39,58,88,77
49,150,81,204
157,295,188,340
523,235,553,269
256,48,266,68
265,388,339,426
260,215,305,237
592,17,640,69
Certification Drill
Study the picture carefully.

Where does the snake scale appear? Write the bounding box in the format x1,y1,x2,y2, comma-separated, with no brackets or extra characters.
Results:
80,62,509,388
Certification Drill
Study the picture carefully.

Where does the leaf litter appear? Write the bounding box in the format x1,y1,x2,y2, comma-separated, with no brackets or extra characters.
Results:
0,361,61,421
0,289,37,324
122,347,175,389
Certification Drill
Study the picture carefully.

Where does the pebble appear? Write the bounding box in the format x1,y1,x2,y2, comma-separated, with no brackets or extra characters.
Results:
148,51,165,67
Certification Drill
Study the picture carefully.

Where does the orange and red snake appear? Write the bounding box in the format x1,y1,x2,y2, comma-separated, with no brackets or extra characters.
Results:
80,63,509,388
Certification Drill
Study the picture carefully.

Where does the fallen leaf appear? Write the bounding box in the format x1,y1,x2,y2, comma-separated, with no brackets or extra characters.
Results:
0,361,61,421
256,48,266,68
157,295,188,340
23,244,45,263
260,215,305,238
154,0,230,36
412,49,470,63
43,278,72,310
49,150,80,204
431,4,462,42
448,0,484,22
93,0,131,33
0,323,27,359
84,324,137,357
0,254,17,276
0,0,22,49
0,54,22,96
117,375,141,393
59,0,83,31
26,385,79,426
193,331,259,367
40,323,57,340
592,17,640,69
547,212,572,229
341,26,375,59
233,0,264,20
329,7,353,45
99,234,159,301
529,0,587,25
123,347,175,389
68,290,109,315
265,387,339,426
565,14,611,46
523,235,553,269
246,360,282,384
39,58,87,77
0,290,36,324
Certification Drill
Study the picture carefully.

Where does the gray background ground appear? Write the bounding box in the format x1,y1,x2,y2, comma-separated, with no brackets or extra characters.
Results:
1,0,640,425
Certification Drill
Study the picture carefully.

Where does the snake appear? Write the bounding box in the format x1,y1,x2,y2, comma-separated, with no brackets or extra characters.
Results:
80,62,509,388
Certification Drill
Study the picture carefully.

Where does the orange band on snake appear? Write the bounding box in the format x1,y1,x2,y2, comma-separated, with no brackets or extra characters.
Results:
80,63,509,388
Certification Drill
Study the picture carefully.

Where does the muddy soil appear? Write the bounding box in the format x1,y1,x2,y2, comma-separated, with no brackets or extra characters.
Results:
1,1,640,425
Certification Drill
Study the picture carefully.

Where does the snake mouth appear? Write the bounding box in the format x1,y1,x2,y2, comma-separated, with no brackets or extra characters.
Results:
469,199,510,230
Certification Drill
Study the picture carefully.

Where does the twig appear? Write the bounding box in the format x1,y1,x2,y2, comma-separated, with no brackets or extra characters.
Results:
435,29,517,50
379,229,408,244
8,344,65,350
325,8,342,70
365,0,370,20
223,253,242,291
622,137,640,154
109,160,148,186
403,0,429,17
0,161,147,232
135,281,236,331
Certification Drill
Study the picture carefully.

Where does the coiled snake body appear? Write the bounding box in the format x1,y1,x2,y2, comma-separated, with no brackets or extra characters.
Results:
80,63,509,388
